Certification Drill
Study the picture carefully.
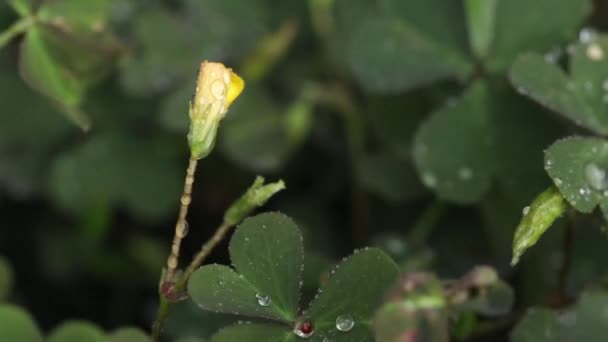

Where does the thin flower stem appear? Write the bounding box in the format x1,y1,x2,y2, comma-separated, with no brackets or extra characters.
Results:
407,200,446,244
0,17,32,50
164,157,198,283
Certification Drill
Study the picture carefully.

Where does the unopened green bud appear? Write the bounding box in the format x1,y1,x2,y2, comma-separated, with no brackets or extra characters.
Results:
224,176,285,225
188,61,244,160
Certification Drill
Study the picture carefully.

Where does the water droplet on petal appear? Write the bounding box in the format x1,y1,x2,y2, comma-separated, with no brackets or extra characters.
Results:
522,206,530,216
335,314,355,332
256,293,271,307
585,163,608,191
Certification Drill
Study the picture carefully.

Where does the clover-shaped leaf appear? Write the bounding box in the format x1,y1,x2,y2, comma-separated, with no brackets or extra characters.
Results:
413,82,494,204
512,291,608,342
0,304,43,342
188,212,400,341
510,35,608,135
47,321,105,342
189,212,303,322
544,137,608,217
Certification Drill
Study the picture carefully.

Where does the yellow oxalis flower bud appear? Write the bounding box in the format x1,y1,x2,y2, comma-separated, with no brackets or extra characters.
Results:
188,61,244,160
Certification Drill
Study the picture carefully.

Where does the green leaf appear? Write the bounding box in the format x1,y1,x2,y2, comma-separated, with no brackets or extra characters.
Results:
8,0,37,16
164,300,237,341
512,292,608,342
544,137,608,217
189,213,303,322
413,82,494,204
464,0,498,58
469,280,515,316
0,256,13,301
510,36,608,135
306,248,400,341
511,186,567,266
47,321,105,342
487,0,591,72
37,0,109,31
511,308,560,342
19,27,88,128
0,305,43,342
334,0,472,93
212,323,292,342
220,88,292,171
106,328,151,342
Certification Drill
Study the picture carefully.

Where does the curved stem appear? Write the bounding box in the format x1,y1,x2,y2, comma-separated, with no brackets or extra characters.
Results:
407,200,446,244
163,157,198,283
0,17,32,50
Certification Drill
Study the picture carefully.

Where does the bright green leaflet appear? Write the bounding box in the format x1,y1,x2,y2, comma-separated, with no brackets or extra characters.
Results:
106,327,152,342
464,0,498,58
544,137,608,217
511,186,566,266
510,36,608,135
47,321,105,342
306,248,400,341
189,213,303,322
334,0,471,93
0,304,43,342
212,324,293,342
0,256,13,301
413,82,494,204
487,0,591,72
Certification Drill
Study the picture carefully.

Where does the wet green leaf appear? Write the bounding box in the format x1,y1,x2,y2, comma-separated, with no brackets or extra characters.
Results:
189,213,303,322
212,323,292,342
413,82,494,204
511,186,567,266
510,36,608,135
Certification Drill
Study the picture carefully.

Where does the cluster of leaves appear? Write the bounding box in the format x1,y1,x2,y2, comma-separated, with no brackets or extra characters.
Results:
2,0,608,340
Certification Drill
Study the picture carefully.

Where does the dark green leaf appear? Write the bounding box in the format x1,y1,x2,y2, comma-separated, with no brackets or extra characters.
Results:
0,256,13,301
413,82,494,204
510,36,608,135
189,213,303,322
0,305,42,342
106,328,151,342
334,0,472,93
464,0,498,58
306,248,400,341
47,321,105,342
212,323,292,342
511,308,560,342
487,0,591,71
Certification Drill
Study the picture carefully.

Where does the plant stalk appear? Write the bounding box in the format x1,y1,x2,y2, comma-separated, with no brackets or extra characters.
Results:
0,17,32,50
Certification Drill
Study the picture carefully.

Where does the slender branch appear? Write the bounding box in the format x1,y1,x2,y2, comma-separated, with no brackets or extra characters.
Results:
151,297,170,341
0,17,32,50
164,157,198,283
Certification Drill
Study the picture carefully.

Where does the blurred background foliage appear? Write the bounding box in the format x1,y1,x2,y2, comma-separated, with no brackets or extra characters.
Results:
1,0,608,340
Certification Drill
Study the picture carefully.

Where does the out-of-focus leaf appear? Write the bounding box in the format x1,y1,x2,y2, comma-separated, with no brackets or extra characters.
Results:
306,248,400,341
8,0,37,16
189,213,303,322
509,36,608,135
47,321,105,342
164,300,237,341
511,308,560,342
470,280,515,316
211,323,292,342
334,0,472,93
464,0,498,58
413,82,493,204
106,328,151,342
511,186,566,266
0,256,13,301
544,137,608,217
220,88,291,171
0,305,43,342
48,133,182,221
487,0,591,71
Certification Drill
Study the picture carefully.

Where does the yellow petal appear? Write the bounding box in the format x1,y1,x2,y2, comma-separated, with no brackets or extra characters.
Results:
226,70,245,108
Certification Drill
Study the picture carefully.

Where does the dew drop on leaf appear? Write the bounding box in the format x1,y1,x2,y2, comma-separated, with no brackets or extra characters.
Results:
584,163,608,190
255,293,271,307
522,206,530,216
579,27,598,44
458,167,473,181
335,314,355,332
422,172,437,188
